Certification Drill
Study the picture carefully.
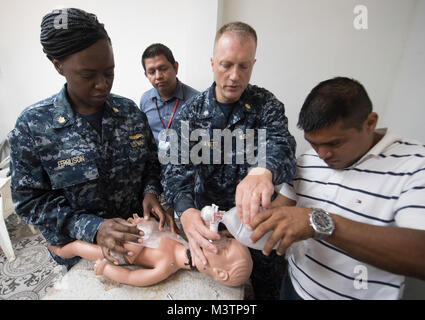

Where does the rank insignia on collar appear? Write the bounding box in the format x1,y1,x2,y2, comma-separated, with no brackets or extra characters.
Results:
130,139,145,147
129,133,143,140
245,103,251,110
58,116,66,124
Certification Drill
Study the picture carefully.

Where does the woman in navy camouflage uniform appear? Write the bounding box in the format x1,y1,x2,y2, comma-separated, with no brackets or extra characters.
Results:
8,8,175,269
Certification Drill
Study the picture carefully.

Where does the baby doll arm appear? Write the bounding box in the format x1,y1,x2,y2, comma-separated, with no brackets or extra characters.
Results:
94,259,174,287
47,240,104,261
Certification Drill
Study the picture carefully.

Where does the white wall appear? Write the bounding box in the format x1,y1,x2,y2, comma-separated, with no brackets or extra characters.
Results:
382,0,425,142
0,0,218,140
220,0,420,154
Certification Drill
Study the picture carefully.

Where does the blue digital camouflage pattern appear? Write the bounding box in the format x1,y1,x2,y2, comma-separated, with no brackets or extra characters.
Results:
8,85,161,248
162,82,297,216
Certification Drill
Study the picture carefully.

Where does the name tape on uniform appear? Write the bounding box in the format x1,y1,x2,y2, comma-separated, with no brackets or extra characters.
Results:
57,155,85,168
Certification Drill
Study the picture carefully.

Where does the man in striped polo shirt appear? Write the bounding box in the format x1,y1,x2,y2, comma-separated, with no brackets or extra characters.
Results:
248,77,425,299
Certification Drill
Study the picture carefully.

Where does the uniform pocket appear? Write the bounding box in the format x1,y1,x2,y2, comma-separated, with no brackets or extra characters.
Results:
42,153,99,190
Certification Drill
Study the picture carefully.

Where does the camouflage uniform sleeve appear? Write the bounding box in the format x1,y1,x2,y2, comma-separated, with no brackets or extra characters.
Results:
161,105,196,217
137,106,162,196
259,93,297,185
8,116,104,245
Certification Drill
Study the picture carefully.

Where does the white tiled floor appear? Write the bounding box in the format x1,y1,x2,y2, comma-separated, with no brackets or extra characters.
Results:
0,214,65,300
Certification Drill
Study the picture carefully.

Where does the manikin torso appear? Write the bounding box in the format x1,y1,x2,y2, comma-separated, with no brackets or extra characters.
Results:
121,218,190,272
123,237,189,279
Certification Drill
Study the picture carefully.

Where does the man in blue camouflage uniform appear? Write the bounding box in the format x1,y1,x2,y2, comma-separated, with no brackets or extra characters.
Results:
162,22,297,299
8,8,174,270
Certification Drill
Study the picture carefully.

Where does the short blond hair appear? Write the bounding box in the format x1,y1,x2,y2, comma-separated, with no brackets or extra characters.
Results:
214,21,257,49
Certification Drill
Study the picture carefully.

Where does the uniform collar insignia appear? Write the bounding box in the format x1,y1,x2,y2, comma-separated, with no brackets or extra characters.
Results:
57,116,67,124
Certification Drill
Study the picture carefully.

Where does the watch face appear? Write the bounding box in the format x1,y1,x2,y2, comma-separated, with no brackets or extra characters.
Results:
311,210,334,234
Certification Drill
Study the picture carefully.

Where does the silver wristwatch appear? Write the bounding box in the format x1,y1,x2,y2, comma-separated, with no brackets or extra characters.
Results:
309,208,335,240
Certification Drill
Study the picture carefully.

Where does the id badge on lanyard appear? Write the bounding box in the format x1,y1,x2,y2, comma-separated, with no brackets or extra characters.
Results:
158,132,171,151
156,99,179,152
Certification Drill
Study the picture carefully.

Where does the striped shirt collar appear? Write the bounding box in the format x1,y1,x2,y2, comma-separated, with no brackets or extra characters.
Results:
350,128,400,167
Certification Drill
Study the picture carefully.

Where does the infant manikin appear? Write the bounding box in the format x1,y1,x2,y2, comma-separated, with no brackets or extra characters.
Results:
47,213,253,287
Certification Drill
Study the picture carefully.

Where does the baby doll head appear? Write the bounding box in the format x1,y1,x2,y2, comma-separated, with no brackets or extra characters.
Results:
198,237,253,287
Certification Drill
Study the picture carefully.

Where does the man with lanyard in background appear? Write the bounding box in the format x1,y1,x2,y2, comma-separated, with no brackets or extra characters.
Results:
140,43,199,219
140,43,199,149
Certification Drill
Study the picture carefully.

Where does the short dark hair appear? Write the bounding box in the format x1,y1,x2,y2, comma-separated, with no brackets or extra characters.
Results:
297,77,373,132
141,43,175,71
214,21,257,49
